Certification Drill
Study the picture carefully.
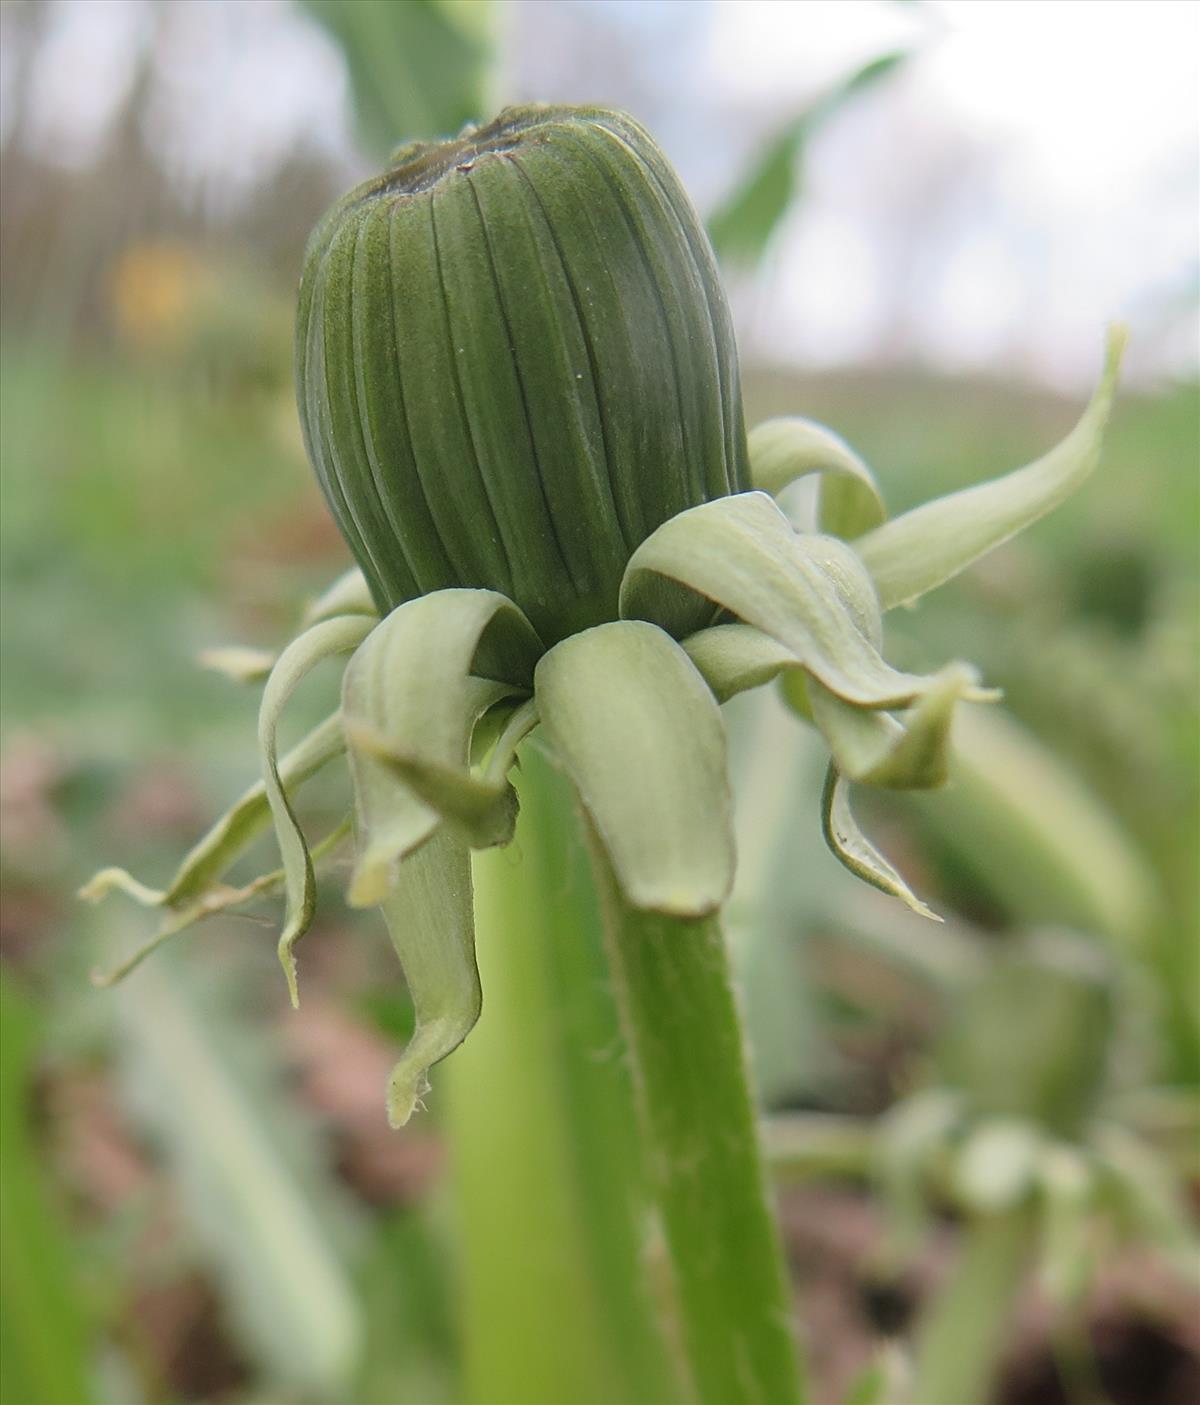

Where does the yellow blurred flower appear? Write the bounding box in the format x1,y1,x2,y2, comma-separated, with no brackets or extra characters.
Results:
108,241,209,348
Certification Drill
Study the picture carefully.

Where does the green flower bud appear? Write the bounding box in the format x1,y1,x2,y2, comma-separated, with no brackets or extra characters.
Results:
296,105,748,645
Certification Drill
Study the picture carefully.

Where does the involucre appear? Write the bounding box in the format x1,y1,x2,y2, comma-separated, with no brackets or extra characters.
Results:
295,105,748,645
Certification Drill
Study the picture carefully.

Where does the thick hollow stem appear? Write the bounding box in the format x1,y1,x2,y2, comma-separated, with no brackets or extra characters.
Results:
586,821,804,1405
445,743,676,1405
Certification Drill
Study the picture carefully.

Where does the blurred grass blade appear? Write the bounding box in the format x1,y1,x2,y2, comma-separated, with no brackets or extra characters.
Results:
857,326,1126,609
876,1089,963,1262
341,589,540,906
113,951,362,1400
1095,1125,1200,1286
708,52,907,266
837,1355,901,1405
725,687,847,1105
764,1112,876,1184
822,765,940,920
378,826,480,1127
913,1208,1037,1405
259,615,374,1005
1036,1146,1096,1306
355,1211,457,1405
0,975,97,1405
535,620,735,917
912,704,1158,941
748,416,886,537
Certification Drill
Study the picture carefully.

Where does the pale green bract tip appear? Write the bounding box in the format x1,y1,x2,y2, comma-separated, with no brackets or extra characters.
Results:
822,766,942,922
377,828,481,1127
258,614,375,1007
536,621,736,918
747,415,886,538
197,645,278,685
79,867,166,907
856,325,1127,611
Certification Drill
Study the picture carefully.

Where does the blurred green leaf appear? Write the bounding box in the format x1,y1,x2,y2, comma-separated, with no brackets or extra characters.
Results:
303,0,491,160
838,1358,889,1405
708,53,907,266
355,1212,456,1405
725,688,843,1105
0,973,97,1405
1095,1124,1200,1286
937,935,1115,1137
113,951,363,1400
911,705,1158,943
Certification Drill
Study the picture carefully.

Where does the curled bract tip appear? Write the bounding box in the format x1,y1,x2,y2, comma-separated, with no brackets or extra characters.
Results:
386,1066,430,1130
374,829,481,1126
197,645,277,685
278,938,302,1010
79,867,165,908
856,325,1127,611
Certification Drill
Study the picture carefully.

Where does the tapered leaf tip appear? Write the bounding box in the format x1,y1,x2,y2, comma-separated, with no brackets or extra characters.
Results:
386,1066,428,1130
1104,321,1129,377
858,323,1129,612
278,936,302,1009
1088,322,1126,437
79,867,165,907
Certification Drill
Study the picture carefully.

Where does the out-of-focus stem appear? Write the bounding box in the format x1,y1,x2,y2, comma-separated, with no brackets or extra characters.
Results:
912,1208,1035,1405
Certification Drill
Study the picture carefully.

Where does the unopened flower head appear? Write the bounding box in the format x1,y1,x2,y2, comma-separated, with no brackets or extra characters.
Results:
296,106,748,645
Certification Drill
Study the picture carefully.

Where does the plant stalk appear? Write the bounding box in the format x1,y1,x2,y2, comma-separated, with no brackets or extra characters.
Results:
912,1207,1035,1405
586,821,805,1405
445,743,676,1405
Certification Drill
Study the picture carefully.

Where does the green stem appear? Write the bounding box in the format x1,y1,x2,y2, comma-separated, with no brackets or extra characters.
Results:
912,1208,1036,1405
586,823,804,1405
445,743,676,1405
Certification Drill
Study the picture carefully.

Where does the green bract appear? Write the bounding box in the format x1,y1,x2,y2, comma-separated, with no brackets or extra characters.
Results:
85,103,1126,1127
